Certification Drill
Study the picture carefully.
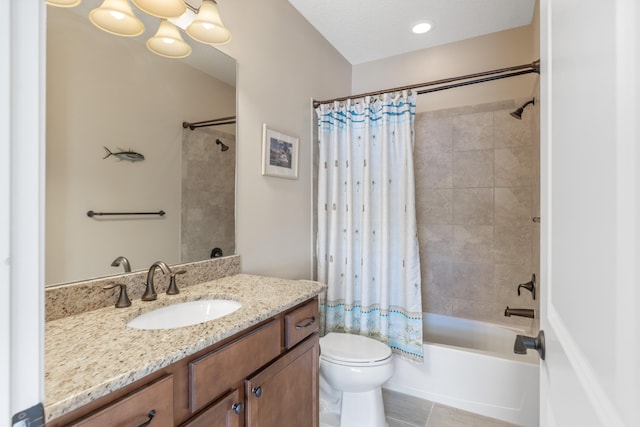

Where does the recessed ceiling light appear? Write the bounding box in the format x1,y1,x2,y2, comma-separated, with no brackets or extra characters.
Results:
412,21,433,35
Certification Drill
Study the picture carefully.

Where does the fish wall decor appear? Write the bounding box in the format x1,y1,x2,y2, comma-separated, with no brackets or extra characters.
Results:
103,147,145,162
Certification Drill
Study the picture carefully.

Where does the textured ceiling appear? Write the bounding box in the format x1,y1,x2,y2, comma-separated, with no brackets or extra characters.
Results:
288,0,535,64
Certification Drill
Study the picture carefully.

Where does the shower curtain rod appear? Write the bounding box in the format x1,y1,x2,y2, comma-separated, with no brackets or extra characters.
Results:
312,60,540,108
182,115,237,130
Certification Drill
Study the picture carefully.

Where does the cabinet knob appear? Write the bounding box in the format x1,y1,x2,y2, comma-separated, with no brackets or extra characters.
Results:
232,402,244,414
252,386,263,397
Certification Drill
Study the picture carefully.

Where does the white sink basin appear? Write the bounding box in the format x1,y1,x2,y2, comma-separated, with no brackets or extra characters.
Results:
127,299,242,330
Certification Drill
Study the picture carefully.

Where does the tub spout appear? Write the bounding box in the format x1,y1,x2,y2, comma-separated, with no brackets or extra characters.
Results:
504,307,534,318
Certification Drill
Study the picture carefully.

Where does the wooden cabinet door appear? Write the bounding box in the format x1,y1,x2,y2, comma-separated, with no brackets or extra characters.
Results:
182,389,243,427
245,334,319,427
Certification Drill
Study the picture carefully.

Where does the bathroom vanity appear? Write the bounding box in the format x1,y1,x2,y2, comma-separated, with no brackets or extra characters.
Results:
44,274,324,427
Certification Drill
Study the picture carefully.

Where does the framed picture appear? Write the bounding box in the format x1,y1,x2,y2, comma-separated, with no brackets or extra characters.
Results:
261,124,299,179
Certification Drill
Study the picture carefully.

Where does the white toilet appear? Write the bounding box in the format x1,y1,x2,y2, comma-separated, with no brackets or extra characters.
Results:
319,332,394,427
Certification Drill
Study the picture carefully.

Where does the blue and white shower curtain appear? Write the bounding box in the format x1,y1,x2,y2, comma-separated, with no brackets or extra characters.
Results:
316,91,423,362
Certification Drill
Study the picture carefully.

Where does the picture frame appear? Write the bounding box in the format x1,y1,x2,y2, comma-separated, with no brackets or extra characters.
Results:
261,123,299,179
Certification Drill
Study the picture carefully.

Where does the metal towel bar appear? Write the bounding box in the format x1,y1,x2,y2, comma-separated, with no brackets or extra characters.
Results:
87,210,165,217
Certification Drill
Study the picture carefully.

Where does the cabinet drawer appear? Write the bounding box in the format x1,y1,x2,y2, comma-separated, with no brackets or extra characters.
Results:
70,375,173,427
189,319,281,413
181,389,242,427
284,299,319,349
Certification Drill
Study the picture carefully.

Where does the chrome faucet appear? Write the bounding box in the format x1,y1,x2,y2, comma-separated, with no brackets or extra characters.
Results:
111,256,131,273
504,307,535,319
142,261,172,301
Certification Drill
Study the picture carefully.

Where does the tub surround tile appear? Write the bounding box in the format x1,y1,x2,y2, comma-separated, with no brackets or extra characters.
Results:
424,261,453,298
494,108,532,149
495,147,533,187
452,225,494,264
417,189,453,225
494,225,532,265
453,188,494,225
414,100,538,326
423,289,453,316
452,263,494,302
451,298,496,323
45,273,325,422
494,187,531,225
420,224,453,263
416,152,453,188
415,115,452,154
45,255,241,321
453,149,494,188
453,111,494,151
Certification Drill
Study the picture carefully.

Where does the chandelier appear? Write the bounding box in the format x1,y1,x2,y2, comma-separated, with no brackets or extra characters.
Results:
45,0,232,59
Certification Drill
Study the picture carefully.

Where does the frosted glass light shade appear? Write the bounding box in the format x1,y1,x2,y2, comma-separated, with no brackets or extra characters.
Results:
186,0,231,45
89,0,144,37
132,0,186,19
46,0,82,7
147,20,192,58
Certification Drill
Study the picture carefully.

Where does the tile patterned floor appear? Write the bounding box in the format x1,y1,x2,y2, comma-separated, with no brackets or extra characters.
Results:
383,389,517,427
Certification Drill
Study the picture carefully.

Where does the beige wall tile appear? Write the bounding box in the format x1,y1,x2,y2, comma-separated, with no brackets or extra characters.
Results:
423,289,453,315
453,188,494,225
494,187,531,225
416,189,453,225
494,224,532,265
452,262,494,302
494,108,532,148
453,149,494,187
452,225,494,263
419,224,453,263
451,298,496,322
495,146,533,187
453,111,494,151
415,152,452,188
415,114,452,154
415,100,539,325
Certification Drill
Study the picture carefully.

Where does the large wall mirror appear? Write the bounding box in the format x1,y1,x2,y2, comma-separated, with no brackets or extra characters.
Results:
46,2,237,286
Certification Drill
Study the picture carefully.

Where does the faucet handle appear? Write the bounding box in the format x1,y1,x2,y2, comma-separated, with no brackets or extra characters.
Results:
517,273,536,300
166,270,186,295
103,283,132,308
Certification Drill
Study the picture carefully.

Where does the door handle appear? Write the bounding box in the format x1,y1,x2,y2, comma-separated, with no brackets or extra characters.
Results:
514,330,545,360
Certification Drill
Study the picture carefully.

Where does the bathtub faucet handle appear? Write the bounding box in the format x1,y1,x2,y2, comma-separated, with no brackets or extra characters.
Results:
517,274,536,300
514,330,545,360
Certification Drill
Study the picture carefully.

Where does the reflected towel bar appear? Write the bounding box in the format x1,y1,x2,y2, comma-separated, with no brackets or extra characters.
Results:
87,210,166,217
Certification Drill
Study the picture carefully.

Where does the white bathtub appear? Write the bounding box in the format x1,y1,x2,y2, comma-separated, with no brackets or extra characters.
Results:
383,313,539,426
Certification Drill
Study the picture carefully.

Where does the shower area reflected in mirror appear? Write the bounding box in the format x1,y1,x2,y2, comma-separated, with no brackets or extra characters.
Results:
181,127,236,263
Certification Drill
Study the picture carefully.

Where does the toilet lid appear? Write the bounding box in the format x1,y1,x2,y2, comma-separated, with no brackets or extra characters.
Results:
320,333,392,363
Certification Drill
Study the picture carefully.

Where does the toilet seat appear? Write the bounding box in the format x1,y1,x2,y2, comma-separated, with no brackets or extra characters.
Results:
320,333,392,365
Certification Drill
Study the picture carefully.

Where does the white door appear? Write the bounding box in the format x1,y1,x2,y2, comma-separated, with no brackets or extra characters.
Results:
2,1,47,425
539,1,639,426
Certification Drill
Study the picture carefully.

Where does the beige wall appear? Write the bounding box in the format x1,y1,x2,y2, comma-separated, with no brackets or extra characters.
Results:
46,7,235,284
216,0,352,279
352,25,536,113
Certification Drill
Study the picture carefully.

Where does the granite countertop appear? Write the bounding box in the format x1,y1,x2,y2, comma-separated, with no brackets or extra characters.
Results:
45,274,326,422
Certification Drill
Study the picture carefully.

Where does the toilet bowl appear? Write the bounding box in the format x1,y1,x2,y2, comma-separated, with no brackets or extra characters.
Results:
319,332,394,427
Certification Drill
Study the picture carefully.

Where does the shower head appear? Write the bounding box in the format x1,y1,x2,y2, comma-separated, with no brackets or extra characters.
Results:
216,139,229,152
510,98,535,120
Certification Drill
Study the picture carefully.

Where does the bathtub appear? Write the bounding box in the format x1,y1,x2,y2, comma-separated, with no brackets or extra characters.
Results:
383,313,539,426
